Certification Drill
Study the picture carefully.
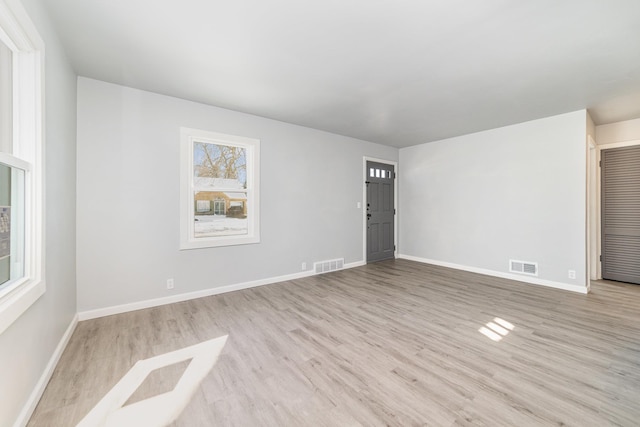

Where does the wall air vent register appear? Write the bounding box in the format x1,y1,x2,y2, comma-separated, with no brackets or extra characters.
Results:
509,259,538,276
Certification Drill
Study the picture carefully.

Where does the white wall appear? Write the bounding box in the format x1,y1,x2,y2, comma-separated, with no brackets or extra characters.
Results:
596,117,640,144
399,110,588,290
76,78,397,312
0,0,77,425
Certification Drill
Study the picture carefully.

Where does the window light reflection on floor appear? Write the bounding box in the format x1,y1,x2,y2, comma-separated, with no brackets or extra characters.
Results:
479,317,514,342
76,335,228,427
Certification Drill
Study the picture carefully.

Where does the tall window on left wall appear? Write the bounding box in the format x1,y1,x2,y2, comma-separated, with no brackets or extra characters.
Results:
0,0,45,335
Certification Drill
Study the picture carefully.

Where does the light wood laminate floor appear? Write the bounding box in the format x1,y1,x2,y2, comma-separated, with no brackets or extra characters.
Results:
29,260,640,426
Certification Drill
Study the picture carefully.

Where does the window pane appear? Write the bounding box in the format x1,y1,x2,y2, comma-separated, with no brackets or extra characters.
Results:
0,162,25,289
193,142,246,190
194,193,248,238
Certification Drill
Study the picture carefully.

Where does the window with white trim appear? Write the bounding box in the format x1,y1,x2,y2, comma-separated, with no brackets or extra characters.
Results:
180,128,260,249
0,0,45,335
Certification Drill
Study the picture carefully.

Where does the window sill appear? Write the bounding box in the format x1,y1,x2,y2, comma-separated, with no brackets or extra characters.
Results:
0,278,45,334
179,235,260,250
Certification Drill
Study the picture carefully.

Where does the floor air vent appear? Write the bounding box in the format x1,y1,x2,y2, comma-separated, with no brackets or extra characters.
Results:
314,258,344,274
509,259,538,276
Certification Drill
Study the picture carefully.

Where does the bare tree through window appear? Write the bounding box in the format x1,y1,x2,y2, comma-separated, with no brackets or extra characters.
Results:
194,143,246,187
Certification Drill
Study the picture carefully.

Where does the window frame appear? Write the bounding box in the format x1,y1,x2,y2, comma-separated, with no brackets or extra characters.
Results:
180,127,260,250
0,0,45,335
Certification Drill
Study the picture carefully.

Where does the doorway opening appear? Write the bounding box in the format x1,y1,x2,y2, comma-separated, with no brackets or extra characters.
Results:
600,144,640,285
589,138,640,286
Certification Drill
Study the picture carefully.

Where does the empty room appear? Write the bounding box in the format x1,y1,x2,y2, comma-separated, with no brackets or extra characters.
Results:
2,0,640,426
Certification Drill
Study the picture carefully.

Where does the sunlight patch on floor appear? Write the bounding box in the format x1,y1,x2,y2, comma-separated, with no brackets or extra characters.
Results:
76,335,228,427
479,317,514,342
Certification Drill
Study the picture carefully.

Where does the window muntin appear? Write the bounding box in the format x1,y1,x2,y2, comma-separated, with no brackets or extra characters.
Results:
180,128,260,249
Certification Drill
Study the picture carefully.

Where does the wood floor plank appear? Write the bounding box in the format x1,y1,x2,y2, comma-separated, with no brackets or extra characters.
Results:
28,259,640,426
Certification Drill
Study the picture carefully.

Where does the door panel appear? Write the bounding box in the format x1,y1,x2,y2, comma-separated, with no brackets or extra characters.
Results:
382,223,392,251
366,161,395,263
383,182,392,212
601,145,640,285
369,223,379,256
369,182,379,211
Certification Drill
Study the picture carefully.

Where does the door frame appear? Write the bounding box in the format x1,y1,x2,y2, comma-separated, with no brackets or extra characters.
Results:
362,157,398,263
589,138,640,285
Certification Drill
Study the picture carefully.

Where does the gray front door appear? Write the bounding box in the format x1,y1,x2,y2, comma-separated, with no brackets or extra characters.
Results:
366,161,395,263
601,145,640,285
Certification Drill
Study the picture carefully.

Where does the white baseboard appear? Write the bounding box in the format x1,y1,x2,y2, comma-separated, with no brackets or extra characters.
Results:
15,313,79,427
345,260,366,269
397,254,588,294
78,261,365,321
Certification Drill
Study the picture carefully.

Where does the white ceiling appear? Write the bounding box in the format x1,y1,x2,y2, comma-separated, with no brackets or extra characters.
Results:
42,0,640,147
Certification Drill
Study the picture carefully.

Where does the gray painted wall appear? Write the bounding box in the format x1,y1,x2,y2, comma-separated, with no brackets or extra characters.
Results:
398,110,588,288
76,78,398,312
0,0,77,425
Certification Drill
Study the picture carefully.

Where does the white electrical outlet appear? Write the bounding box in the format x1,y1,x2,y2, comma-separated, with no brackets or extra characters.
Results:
301,262,307,271
167,278,174,290
357,202,362,209
568,270,576,279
